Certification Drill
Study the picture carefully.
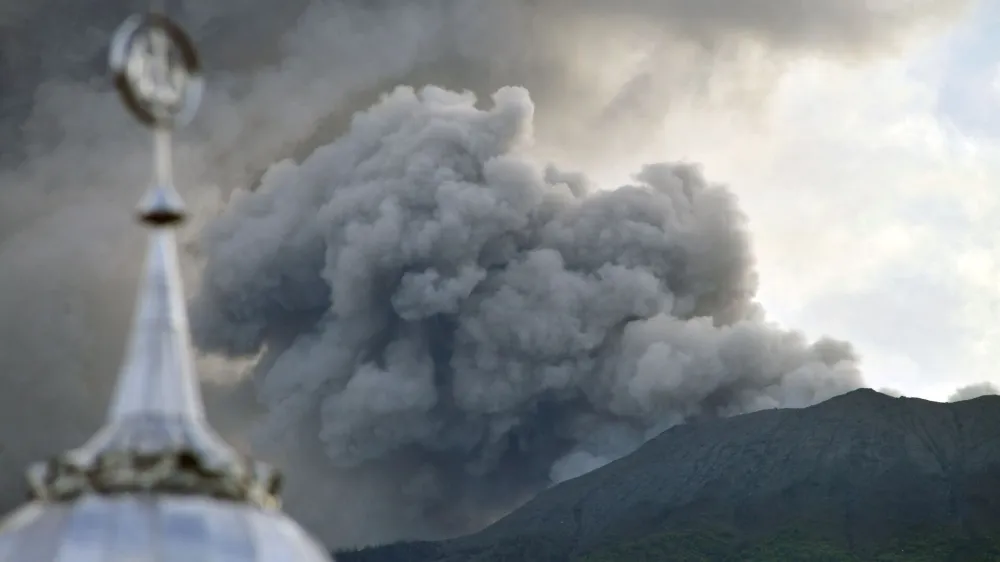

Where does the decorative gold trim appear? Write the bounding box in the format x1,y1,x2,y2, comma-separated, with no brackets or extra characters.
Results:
27,450,282,510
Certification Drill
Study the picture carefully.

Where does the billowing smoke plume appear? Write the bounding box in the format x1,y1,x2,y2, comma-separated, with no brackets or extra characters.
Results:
0,0,970,550
190,85,861,542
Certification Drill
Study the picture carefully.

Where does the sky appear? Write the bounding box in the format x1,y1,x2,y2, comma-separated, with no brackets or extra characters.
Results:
589,0,1000,402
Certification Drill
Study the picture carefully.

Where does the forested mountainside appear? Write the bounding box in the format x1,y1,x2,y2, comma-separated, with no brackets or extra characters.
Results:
340,389,1000,561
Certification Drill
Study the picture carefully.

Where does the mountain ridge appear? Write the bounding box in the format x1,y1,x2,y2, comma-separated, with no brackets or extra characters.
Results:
338,388,1000,561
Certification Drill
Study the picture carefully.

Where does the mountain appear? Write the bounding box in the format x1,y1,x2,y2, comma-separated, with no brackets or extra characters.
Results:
338,389,1000,561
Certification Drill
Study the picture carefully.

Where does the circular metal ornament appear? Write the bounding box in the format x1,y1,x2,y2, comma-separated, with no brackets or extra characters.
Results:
109,13,203,129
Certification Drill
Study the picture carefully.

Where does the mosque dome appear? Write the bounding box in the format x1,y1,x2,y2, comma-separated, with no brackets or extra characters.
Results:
0,495,332,561
0,11,335,562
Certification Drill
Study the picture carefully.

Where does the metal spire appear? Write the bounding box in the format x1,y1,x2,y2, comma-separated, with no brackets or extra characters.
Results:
24,12,281,510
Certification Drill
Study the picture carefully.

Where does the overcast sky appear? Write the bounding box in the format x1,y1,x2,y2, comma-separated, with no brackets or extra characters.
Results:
588,0,1000,402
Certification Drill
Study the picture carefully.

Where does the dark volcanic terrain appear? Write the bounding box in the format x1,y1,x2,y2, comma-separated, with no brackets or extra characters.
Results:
341,389,1000,561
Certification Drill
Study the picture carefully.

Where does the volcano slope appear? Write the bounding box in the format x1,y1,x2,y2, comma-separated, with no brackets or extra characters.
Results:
339,389,1000,561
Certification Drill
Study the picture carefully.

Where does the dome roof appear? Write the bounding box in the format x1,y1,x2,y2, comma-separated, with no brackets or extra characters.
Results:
0,496,332,562
0,11,334,562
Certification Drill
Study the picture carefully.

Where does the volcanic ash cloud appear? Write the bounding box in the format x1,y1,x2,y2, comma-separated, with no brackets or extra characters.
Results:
189,85,862,541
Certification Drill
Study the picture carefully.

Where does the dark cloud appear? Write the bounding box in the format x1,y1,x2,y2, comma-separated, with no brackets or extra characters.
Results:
948,382,999,402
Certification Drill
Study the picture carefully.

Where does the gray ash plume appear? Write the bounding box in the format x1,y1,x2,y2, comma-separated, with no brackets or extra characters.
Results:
189,85,862,543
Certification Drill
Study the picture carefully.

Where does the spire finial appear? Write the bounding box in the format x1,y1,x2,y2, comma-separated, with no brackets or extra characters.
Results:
23,12,282,510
